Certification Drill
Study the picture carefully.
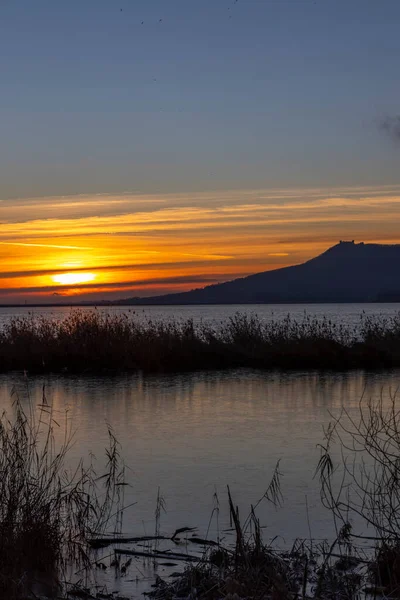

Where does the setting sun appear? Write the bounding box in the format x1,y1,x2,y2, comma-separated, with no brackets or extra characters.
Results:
52,272,96,286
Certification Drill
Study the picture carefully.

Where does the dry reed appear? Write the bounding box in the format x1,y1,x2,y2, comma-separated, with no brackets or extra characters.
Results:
0,385,125,599
0,309,400,373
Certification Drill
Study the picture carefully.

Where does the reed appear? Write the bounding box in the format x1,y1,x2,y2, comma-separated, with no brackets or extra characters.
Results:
1,378,395,598
0,386,125,599
140,390,400,600
1,309,400,373
146,494,365,600
316,390,400,596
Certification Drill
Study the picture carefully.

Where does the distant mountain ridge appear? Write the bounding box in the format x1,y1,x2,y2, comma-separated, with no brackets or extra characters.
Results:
116,241,400,305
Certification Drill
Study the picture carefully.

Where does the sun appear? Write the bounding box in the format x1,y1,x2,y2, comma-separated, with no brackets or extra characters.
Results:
52,272,96,285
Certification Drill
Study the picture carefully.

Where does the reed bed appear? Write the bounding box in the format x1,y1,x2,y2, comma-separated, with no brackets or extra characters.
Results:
146,524,367,600
1,380,400,598
1,310,400,373
0,387,125,599
140,392,400,600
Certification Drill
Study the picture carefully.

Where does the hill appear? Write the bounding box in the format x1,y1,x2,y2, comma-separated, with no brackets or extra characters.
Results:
116,241,400,304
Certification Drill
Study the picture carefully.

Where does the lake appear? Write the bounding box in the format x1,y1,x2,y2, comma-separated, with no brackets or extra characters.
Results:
0,303,399,596
1,301,400,330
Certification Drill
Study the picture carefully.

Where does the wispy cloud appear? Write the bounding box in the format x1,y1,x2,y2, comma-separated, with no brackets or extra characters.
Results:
0,275,232,295
1,184,400,301
0,241,94,250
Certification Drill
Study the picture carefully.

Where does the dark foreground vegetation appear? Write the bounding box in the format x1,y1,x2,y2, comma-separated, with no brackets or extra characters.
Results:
1,310,400,373
88,393,400,600
0,392,125,599
120,394,400,600
3,387,400,598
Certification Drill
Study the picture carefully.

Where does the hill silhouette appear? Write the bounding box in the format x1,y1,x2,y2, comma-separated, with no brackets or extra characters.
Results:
117,241,400,304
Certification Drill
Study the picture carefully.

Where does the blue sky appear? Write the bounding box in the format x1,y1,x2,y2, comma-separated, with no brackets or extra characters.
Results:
1,0,400,199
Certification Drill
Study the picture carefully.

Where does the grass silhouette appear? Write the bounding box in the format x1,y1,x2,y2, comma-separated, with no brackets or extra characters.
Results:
0,386,125,598
0,310,400,373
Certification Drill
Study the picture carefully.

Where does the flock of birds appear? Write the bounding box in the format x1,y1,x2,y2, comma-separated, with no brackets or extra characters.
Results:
119,7,162,26
117,0,239,23
113,0,241,91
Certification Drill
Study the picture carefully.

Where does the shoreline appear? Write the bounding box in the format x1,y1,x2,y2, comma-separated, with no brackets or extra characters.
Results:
0,309,400,374
2,300,400,308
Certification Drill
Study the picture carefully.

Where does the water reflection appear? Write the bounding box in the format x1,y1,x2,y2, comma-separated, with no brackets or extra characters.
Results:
0,369,399,545
0,302,400,331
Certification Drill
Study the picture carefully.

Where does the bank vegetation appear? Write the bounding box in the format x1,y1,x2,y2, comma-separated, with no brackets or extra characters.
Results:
0,310,400,373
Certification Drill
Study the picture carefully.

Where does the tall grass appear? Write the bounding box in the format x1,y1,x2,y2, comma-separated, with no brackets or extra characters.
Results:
146,487,366,600
315,390,400,594
1,309,400,373
0,386,125,598
146,391,400,600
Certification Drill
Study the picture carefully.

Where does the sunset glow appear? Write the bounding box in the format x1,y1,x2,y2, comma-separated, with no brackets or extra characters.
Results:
52,272,96,286
1,0,400,304
1,185,400,303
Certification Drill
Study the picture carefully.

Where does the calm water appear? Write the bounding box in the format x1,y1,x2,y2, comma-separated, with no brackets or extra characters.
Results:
1,370,399,539
0,301,400,330
1,304,400,596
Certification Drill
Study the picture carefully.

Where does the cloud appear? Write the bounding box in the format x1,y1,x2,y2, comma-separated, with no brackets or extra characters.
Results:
379,115,400,143
0,241,94,250
0,274,233,295
1,184,400,301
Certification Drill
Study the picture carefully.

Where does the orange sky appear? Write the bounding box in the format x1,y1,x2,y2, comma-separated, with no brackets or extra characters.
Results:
2,184,400,303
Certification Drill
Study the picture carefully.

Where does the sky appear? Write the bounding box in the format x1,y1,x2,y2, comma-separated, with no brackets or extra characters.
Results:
1,0,400,302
